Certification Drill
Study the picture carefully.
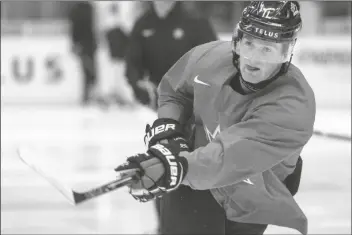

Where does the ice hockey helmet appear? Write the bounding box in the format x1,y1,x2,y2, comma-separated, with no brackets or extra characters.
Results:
232,1,302,72
236,1,302,43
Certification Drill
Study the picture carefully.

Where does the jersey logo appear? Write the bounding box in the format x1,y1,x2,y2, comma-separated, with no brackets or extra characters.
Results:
194,75,210,87
142,29,155,38
204,124,221,142
243,25,252,32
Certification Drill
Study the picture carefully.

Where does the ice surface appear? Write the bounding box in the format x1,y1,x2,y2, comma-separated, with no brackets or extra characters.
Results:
1,104,350,234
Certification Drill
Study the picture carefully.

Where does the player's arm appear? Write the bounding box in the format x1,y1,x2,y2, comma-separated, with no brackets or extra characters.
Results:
114,48,202,202
182,90,316,190
114,49,199,202
142,46,198,153
156,48,198,124
145,42,221,147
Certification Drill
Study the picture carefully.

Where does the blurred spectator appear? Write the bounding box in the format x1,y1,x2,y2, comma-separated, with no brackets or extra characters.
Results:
105,4,129,62
95,1,134,107
68,1,97,105
125,1,217,110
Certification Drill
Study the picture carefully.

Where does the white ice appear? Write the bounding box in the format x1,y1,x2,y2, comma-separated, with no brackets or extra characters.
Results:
1,103,350,234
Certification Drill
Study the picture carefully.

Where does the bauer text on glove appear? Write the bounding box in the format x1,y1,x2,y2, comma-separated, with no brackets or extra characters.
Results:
114,140,188,202
144,118,186,148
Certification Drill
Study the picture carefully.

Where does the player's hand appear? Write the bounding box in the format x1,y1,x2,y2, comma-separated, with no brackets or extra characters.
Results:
115,138,189,202
144,118,186,148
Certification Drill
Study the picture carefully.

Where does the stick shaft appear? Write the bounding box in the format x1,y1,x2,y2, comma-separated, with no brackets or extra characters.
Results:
73,176,136,204
17,147,139,205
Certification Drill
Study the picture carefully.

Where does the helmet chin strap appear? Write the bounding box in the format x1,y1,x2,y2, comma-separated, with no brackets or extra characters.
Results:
282,53,293,73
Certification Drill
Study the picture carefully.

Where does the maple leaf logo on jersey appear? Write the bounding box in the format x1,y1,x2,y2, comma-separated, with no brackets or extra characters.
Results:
204,124,255,186
204,124,221,142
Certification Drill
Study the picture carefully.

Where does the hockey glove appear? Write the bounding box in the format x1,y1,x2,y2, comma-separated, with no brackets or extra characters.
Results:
144,118,186,148
115,138,189,202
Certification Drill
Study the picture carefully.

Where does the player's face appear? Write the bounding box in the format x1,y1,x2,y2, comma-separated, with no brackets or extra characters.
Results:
238,35,286,84
239,56,282,84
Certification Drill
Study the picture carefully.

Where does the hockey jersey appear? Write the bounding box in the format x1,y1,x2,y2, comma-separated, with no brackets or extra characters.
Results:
157,41,316,234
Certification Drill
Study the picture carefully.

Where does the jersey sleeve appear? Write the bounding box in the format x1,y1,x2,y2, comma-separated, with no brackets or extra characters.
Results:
182,88,316,190
157,47,198,124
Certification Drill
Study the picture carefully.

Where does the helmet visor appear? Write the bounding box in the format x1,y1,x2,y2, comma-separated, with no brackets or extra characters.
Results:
235,34,293,63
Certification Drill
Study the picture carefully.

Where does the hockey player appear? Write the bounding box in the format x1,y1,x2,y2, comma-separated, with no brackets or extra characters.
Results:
115,1,315,234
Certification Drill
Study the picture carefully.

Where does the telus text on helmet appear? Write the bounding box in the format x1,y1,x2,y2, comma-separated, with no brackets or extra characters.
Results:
254,27,279,38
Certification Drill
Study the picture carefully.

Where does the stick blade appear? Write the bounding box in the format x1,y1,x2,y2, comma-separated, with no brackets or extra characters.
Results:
16,147,77,205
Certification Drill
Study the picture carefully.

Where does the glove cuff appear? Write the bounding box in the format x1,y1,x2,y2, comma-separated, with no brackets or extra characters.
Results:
148,144,189,189
144,118,185,147
177,156,189,180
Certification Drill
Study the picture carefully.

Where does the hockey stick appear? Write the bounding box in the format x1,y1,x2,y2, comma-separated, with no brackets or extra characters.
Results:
71,175,137,204
313,130,351,142
17,148,139,205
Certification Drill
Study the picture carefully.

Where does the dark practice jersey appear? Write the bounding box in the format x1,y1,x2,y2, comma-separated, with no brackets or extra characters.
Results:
125,3,217,88
157,41,316,234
